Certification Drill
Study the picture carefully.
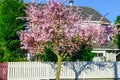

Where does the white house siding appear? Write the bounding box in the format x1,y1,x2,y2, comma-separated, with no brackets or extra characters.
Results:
106,52,116,61
92,48,119,61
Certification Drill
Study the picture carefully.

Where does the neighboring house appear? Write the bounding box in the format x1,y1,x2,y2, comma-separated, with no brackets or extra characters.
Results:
71,6,120,61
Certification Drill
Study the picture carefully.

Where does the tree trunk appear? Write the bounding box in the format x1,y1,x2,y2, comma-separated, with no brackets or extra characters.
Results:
56,56,62,80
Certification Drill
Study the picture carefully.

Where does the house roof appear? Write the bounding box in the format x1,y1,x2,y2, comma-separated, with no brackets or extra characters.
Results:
26,2,110,23
70,6,110,23
93,41,119,50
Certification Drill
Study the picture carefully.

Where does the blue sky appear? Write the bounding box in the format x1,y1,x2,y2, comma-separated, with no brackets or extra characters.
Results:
24,0,120,23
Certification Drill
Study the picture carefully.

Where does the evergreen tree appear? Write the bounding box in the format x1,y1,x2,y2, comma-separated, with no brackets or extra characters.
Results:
0,0,25,61
115,16,120,24
114,16,120,48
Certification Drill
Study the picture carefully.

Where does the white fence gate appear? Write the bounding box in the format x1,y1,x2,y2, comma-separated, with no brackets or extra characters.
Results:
8,62,120,80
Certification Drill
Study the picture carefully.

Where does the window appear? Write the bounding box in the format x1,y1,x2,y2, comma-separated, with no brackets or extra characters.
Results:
97,53,103,57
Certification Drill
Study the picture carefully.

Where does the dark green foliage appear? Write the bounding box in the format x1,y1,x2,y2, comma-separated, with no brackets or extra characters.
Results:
0,0,26,61
114,34,120,48
36,43,95,62
35,48,57,62
114,16,120,24
35,41,57,62
114,16,120,48
0,49,4,62
68,44,95,61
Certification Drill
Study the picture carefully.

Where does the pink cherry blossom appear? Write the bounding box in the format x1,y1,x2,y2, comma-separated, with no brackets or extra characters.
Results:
19,0,117,56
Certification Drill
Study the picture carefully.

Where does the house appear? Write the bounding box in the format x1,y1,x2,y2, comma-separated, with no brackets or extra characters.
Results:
69,1,119,61
69,3,119,61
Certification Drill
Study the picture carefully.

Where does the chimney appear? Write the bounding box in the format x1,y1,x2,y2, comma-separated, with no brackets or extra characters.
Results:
69,0,74,7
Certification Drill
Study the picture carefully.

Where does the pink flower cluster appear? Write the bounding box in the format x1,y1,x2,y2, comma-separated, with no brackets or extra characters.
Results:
19,0,117,55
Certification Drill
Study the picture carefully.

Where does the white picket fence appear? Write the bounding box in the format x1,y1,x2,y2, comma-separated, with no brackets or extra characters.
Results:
7,62,120,80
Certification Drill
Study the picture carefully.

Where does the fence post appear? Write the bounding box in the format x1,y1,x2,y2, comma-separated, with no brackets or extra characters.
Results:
0,62,8,80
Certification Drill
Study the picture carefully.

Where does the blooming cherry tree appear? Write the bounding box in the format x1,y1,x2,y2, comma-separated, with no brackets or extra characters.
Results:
19,0,117,80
